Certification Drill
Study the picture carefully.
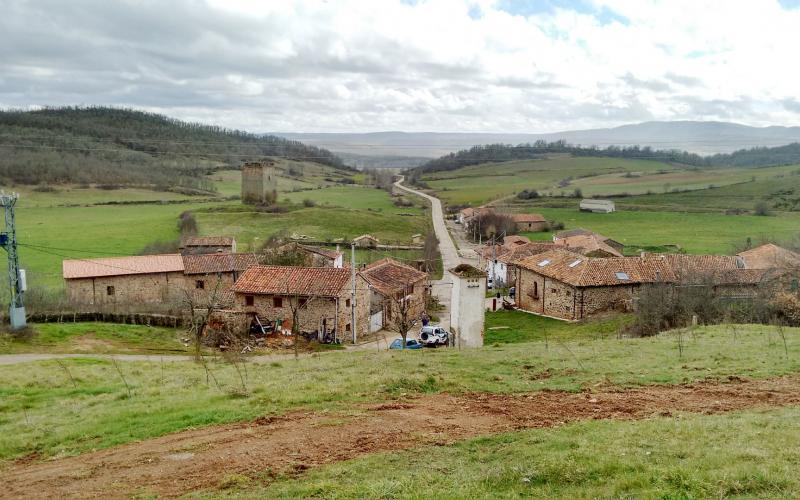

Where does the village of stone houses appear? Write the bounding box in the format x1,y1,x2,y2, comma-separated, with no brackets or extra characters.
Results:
8,4,800,495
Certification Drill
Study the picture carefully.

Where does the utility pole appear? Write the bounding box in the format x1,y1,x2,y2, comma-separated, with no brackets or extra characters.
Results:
0,192,26,330
350,241,357,344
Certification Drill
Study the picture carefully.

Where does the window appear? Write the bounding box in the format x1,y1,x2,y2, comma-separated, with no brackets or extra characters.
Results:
615,272,630,281
273,297,283,308
568,259,582,268
346,298,351,308
538,259,551,267
565,305,571,312
551,288,557,294
299,297,308,307
346,323,351,332
106,285,115,296
195,280,205,290
566,290,571,297
532,282,539,299
245,295,254,306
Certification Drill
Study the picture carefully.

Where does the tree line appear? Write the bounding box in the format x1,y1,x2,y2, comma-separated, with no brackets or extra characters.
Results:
410,140,800,177
0,106,349,188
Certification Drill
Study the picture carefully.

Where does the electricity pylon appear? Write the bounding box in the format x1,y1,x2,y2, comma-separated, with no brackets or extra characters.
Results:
0,192,26,329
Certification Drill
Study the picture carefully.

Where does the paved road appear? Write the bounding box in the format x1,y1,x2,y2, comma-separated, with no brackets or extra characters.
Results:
395,177,465,330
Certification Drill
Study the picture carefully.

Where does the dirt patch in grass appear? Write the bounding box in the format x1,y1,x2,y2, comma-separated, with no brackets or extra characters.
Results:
5,375,800,498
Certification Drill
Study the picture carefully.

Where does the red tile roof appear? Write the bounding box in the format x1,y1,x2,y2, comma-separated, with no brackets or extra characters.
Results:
232,266,351,297
737,244,800,270
63,254,185,279
181,236,235,247
555,234,623,257
512,213,546,223
498,242,556,264
361,258,427,296
516,249,677,287
503,235,531,247
182,253,259,275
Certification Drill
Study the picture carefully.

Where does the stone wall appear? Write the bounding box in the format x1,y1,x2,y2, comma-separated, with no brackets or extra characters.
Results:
516,268,635,320
515,221,548,232
233,275,370,341
65,271,185,308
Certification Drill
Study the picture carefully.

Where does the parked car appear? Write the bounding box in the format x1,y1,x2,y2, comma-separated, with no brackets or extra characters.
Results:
389,338,423,350
419,325,450,346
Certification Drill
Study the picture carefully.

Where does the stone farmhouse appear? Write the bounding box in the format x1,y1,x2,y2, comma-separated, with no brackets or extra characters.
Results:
457,206,494,226
353,234,380,248
230,265,370,341
360,258,428,333
63,254,186,307
553,228,624,257
737,243,800,270
180,236,236,255
276,242,344,268
511,213,548,232
63,251,258,308
513,248,773,321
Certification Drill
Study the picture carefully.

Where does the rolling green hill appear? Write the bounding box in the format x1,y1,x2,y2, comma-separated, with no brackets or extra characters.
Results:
0,106,349,191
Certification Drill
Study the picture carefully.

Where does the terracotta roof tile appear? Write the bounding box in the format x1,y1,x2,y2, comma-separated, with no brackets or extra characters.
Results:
555,234,623,257
499,242,556,264
512,213,546,223
516,249,676,287
737,244,800,270
232,266,351,297
361,258,427,296
182,253,259,275
181,236,235,247
63,254,185,279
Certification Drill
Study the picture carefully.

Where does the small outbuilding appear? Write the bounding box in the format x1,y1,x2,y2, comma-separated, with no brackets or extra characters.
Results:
579,199,615,213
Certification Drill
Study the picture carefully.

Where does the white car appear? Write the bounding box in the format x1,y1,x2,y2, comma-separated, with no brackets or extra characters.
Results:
419,325,450,346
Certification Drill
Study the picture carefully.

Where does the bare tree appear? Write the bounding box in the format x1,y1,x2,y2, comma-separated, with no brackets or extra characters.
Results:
182,274,231,359
423,229,439,274
384,283,421,349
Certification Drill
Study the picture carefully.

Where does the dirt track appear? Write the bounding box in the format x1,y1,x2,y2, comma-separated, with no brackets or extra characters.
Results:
4,375,800,499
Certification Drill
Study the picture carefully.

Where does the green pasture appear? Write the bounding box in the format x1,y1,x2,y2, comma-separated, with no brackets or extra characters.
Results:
0,322,187,354
421,154,800,206
1,322,799,463
518,208,800,255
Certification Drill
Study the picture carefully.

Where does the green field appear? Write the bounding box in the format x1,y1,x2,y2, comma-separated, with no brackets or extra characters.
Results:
516,208,800,254
420,154,800,206
0,322,187,354
3,163,428,291
2,322,799,463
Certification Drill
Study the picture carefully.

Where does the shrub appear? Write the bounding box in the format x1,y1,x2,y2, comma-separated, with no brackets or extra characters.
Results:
754,201,771,216
302,198,316,207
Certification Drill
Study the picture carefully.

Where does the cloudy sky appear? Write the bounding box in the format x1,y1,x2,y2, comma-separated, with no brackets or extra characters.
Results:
2,0,800,133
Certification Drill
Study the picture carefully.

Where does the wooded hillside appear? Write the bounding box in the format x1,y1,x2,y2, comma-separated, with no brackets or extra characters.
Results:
411,140,800,177
0,106,348,191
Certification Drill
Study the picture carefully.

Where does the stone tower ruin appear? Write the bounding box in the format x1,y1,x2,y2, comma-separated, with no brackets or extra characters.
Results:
241,160,278,205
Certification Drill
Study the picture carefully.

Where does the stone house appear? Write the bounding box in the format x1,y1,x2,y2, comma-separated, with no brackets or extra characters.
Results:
63,254,186,307
458,206,494,226
511,213,548,232
231,266,370,342
553,228,624,257
276,242,344,268
478,241,555,288
180,236,236,255
514,250,769,320
353,234,380,248
181,252,260,305
737,243,800,270
514,249,677,320
360,258,428,332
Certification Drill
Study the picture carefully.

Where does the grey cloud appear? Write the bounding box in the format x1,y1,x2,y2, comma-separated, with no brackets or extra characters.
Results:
620,73,673,93
782,99,800,114
664,72,703,87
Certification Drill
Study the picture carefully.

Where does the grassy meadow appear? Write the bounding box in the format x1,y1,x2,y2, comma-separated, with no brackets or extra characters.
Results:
245,406,800,498
515,207,800,254
3,161,428,291
0,322,187,354
1,322,799,462
421,154,800,206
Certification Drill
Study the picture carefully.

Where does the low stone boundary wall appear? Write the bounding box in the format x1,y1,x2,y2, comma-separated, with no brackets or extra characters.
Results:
27,312,185,328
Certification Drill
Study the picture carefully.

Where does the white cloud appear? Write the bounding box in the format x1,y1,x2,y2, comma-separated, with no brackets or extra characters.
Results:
1,0,800,132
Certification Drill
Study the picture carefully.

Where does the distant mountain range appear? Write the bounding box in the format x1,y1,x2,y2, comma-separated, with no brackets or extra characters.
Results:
276,121,800,160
